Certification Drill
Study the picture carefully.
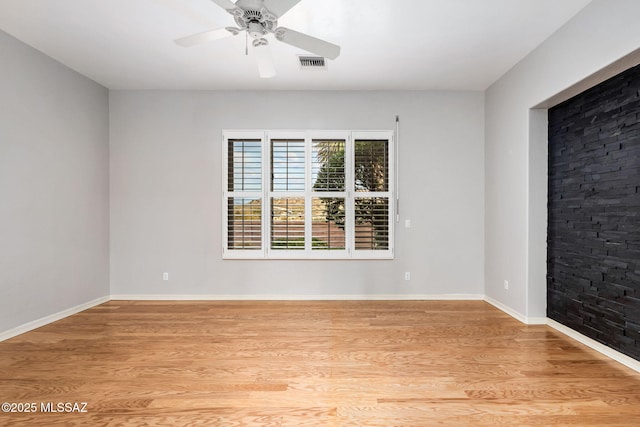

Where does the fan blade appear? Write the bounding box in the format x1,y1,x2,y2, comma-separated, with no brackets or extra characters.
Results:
254,43,276,78
275,27,340,60
210,0,237,11
174,28,234,47
263,0,302,18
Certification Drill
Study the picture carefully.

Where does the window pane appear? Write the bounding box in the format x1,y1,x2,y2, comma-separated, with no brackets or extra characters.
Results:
354,197,389,250
312,140,345,191
227,197,262,250
312,197,346,250
354,140,389,192
271,139,305,192
271,197,305,250
228,139,262,192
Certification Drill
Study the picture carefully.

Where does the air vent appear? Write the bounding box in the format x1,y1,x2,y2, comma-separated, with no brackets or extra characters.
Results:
298,56,327,70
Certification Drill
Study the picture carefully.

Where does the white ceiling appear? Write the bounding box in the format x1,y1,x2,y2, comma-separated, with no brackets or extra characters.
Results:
0,0,592,90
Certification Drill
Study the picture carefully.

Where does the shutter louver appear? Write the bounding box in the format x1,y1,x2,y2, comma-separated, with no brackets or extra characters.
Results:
354,197,389,250
271,197,305,250
354,140,389,192
227,197,262,249
226,138,263,251
354,138,390,251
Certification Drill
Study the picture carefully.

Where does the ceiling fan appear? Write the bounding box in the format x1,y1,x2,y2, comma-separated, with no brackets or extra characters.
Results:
175,0,341,78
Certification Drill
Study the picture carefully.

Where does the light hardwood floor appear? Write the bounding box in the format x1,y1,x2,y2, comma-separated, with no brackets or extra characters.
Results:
1,300,640,426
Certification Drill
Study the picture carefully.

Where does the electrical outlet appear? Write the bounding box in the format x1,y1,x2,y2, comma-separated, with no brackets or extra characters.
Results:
405,272,411,281
503,280,509,290
163,272,169,281
405,219,411,228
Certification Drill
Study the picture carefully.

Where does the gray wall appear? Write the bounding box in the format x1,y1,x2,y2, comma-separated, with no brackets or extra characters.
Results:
0,31,110,332
109,90,485,297
485,0,640,321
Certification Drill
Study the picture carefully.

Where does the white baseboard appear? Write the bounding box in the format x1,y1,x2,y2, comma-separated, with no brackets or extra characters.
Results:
110,294,485,301
547,319,640,374
483,296,547,325
0,296,110,342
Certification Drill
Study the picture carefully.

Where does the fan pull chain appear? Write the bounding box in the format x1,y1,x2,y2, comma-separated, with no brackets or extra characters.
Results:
245,31,248,56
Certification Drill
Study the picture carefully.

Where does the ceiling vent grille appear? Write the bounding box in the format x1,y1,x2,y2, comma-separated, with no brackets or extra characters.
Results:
298,56,327,70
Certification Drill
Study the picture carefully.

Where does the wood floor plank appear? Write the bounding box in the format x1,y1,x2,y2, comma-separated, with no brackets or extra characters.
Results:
1,300,640,425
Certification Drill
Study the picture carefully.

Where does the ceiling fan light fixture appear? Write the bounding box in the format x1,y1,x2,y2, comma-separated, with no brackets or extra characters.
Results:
247,21,265,39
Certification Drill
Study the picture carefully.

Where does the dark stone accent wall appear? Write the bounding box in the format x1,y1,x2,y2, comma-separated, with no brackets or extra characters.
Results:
547,64,640,361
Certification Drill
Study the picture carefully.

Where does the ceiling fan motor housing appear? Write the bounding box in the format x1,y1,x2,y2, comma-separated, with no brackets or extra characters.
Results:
232,0,278,38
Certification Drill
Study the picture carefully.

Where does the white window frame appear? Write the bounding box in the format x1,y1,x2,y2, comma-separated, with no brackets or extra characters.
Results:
222,130,394,259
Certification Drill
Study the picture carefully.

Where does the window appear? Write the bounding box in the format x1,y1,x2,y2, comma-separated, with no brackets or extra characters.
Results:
223,130,394,259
